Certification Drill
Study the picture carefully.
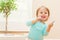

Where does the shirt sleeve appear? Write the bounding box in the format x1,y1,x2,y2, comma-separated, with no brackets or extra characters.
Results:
26,20,33,26
42,25,48,36
26,18,35,26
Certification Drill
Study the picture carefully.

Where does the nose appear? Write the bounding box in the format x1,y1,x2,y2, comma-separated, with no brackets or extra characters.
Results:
42,12,45,15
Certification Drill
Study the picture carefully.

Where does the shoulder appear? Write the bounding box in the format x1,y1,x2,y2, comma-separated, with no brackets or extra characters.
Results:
27,18,36,21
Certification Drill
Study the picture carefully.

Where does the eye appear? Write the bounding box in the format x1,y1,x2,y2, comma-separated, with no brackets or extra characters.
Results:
40,12,43,14
45,12,48,14
45,13,47,14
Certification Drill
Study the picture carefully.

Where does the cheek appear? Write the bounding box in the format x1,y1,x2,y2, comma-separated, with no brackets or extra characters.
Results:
45,14,49,17
44,14,49,19
38,14,41,17
45,16,49,20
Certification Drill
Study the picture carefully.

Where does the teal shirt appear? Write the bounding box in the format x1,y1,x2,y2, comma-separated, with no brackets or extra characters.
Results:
26,20,48,40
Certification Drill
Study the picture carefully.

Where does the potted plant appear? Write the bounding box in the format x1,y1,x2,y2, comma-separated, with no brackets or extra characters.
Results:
0,0,17,32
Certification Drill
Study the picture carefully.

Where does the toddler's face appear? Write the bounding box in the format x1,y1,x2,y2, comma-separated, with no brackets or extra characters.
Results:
37,7,49,21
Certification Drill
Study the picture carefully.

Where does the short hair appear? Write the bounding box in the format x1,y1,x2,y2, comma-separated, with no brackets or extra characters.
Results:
36,6,50,17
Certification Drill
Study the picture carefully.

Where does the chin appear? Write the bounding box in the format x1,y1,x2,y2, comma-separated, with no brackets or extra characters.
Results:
44,19,48,21
41,18,48,22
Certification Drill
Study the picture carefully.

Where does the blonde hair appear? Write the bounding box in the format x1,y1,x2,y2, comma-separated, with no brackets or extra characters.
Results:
36,6,50,17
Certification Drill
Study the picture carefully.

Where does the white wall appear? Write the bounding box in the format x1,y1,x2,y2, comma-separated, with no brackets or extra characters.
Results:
32,0,60,39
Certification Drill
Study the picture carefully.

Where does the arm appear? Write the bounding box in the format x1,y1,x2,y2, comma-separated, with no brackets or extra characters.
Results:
26,17,41,26
43,22,54,36
32,17,41,24
32,19,38,24
26,19,38,26
47,22,54,32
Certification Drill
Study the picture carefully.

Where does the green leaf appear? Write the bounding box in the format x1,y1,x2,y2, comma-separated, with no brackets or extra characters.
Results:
0,0,17,16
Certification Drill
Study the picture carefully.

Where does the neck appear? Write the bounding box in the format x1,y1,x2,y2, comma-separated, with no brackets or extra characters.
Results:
39,20,45,24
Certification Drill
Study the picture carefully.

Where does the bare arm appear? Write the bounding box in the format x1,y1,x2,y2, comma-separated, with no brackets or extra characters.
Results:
32,16,42,24
46,22,54,32
32,19,38,24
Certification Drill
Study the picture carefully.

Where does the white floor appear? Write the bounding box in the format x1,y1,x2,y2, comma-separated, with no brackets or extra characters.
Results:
0,38,60,40
0,34,59,40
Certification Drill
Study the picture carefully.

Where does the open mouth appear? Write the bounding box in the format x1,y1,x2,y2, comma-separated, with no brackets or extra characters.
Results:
41,16,46,18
